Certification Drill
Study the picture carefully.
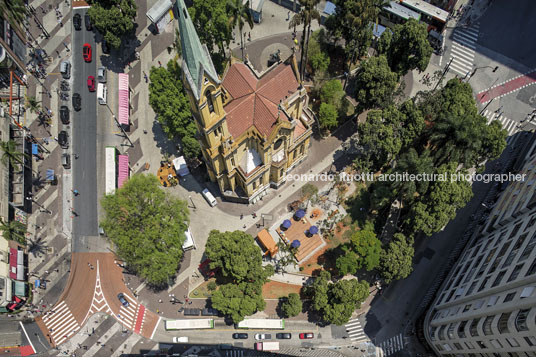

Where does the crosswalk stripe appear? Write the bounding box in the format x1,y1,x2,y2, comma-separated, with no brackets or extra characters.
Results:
454,28,479,41
449,63,471,76
450,46,475,61
453,30,478,44
345,321,361,327
450,52,474,67
452,35,477,49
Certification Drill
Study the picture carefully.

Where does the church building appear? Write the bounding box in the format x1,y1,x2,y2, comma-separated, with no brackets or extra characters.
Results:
177,0,314,203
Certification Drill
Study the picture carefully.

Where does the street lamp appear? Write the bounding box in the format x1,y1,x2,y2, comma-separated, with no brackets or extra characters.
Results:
26,197,52,214
468,65,499,82
105,103,134,147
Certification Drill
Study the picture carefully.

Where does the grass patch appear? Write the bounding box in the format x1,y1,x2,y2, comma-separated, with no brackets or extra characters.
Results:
262,280,302,299
189,278,217,298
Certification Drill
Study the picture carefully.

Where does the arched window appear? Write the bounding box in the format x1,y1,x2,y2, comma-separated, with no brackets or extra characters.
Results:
206,90,214,113
274,138,283,150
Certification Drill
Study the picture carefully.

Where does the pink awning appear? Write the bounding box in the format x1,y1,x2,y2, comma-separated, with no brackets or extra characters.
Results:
118,73,129,125
9,248,18,279
117,155,129,188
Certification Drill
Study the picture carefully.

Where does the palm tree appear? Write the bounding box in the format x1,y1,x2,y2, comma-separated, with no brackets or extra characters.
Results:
227,0,254,60
292,0,320,82
25,95,42,115
27,236,48,257
393,148,434,202
0,0,28,25
0,139,27,171
0,219,27,246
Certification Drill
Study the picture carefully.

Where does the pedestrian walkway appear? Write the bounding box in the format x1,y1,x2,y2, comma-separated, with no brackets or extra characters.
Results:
377,333,405,356
448,23,479,76
118,295,138,329
477,69,536,103
42,301,80,346
345,318,368,342
481,109,519,136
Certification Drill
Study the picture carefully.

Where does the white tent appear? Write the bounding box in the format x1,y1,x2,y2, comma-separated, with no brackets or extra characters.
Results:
173,156,190,177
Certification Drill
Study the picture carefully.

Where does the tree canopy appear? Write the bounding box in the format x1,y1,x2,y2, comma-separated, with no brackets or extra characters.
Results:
281,293,303,318
355,55,399,109
149,63,201,159
350,229,382,271
211,282,266,324
87,0,137,50
318,103,339,130
189,0,230,57
100,174,189,287
320,80,345,110
379,18,433,75
308,271,369,325
380,233,414,283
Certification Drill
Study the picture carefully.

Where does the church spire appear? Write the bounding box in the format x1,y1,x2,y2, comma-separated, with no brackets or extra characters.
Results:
176,0,220,101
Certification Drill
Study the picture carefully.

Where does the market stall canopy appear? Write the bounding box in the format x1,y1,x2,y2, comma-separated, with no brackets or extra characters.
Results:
173,156,190,177
281,219,292,229
309,226,319,235
291,240,301,248
295,209,305,219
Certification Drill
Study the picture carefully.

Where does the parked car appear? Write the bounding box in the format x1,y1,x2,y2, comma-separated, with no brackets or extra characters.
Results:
58,131,68,149
299,333,314,339
276,333,291,339
232,333,248,339
61,152,70,169
172,336,188,343
73,14,81,30
102,40,110,54
60,60,71,79
84,13,92,30
87,75,95,92
60,106,69,124
83,43,92,62
97,67,107,83
72,93,81,111
117,293,129,307
255,334,266,340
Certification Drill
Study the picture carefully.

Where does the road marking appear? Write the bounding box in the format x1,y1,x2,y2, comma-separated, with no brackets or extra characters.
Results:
378,333,405,356
19,322,36,355
447,24,479,77
345,318,369,342
482,110,519,136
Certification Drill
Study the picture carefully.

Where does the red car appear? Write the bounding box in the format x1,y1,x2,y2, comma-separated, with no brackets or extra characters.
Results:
83,43,92,62
87,75,95,92
299,333,314,339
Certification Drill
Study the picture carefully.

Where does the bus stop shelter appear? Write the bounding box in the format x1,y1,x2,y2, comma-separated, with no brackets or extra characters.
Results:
147,0,174,33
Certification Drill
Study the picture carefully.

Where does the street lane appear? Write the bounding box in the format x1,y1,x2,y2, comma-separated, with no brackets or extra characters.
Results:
71,8,98,250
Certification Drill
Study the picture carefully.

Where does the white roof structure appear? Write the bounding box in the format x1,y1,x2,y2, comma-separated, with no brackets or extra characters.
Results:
173,156,190,177
182,228,196,250
241,147,262,174
146,0,172,23
399,0,449,22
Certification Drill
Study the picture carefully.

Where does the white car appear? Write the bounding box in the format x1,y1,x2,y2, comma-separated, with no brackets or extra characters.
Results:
173,336,189,343
255,333,266,340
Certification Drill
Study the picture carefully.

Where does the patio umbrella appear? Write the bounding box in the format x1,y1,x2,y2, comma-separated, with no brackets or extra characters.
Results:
295,209,305,219
291,240,301,248
281,219,292,229
309,225,319,235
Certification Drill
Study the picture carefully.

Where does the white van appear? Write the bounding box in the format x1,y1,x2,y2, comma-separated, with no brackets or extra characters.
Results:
172,336,189,343
97,83,107,105
202,188,217,207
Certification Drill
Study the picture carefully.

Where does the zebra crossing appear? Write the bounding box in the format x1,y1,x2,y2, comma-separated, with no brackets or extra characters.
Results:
118,294,138,329
482,110,519,138
345,318,368,342
448,24,479,76
42,301,81,346
378,333,405,356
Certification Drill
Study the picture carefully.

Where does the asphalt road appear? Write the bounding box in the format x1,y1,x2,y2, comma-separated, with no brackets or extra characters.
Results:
72,8,98,251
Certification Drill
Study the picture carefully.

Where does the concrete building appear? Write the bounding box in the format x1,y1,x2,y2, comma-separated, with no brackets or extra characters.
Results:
177,0,314,204
423,135,536,355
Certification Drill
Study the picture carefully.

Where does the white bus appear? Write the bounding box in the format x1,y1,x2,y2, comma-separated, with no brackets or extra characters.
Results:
165,319,214,330
236,319,285,329
105,146,116,195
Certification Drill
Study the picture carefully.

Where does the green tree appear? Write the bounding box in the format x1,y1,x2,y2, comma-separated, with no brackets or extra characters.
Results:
378,18,433,75
481,119,508,162
0,140,27,171
189,0,230,58
0,218,27,246
396,100,425,148
335,247,359,276
0,0,27,25
355,55,399,109
205,230,274,283
309,270,331,312
87,0,137,50
323,279,369,325
406,162,473,236
290,0,321,80
25,96,41,114
100,174,189,287
320,80,345,110
350,229,381,271
149,64,201,159
211,282,265,323
227,0,254,60
281,292,303,317
318,103,338,130
380,233,414,283
358,110,402,170
308,30,330,74
392,148,434,202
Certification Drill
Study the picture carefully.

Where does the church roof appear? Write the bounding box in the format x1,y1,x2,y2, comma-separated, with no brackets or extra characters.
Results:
222,62,300,138
177,0,219,100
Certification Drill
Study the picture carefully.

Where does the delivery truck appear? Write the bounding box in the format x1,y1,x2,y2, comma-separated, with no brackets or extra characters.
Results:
255,342,280,351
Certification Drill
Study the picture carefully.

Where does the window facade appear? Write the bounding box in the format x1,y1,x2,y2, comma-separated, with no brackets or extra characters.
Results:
498,312,511,334
515,309,530,331
206,90,214,113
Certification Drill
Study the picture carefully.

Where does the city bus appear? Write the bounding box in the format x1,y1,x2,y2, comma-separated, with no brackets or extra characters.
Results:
236,319,285,329
105,146,116,195
164,319,214,330
399,0,449,32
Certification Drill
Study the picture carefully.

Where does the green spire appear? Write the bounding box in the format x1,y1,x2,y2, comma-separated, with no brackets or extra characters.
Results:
176,0,219,100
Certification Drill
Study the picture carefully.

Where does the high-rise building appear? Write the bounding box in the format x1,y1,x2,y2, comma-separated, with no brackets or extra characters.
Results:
177,0,314,203
423,134,536,355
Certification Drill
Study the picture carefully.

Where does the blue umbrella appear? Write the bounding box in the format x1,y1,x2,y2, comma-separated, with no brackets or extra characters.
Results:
295,209,305,219
281,219,292,229
309,226,319,235
291,240,301,248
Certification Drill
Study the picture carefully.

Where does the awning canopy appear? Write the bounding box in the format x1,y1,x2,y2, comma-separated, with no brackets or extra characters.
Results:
9,248,18,279
257,229,278,257
291,240,301,248
6,303,16,310
146,0,172,23
118,73,129,125
117,155,129,189
46,169,54,181
173,156,190,177
281,219,291,229
309,226,318,235
323,1,336,15
32,144,38,155
295,209,305,219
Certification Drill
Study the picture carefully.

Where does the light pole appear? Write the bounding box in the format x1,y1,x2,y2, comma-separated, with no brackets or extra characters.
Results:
188,195,196,209
105,103,134,147
26,197,52,214
468,65,499,82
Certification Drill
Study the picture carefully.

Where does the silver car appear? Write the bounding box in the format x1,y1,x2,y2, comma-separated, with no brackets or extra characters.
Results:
97,66,106,83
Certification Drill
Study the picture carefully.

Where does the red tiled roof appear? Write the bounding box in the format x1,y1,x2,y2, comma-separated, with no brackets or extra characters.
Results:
222,62,300,138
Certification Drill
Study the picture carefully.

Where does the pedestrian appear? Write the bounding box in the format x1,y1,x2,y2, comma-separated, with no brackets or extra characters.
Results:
240,214,243,220
88,263,91,267
243,224,246,229
90,265,94,270
248,32,251,41
158,60,162,67
287,11,290,21
45,270,49,274
74,154,79,159
72,189,79,196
